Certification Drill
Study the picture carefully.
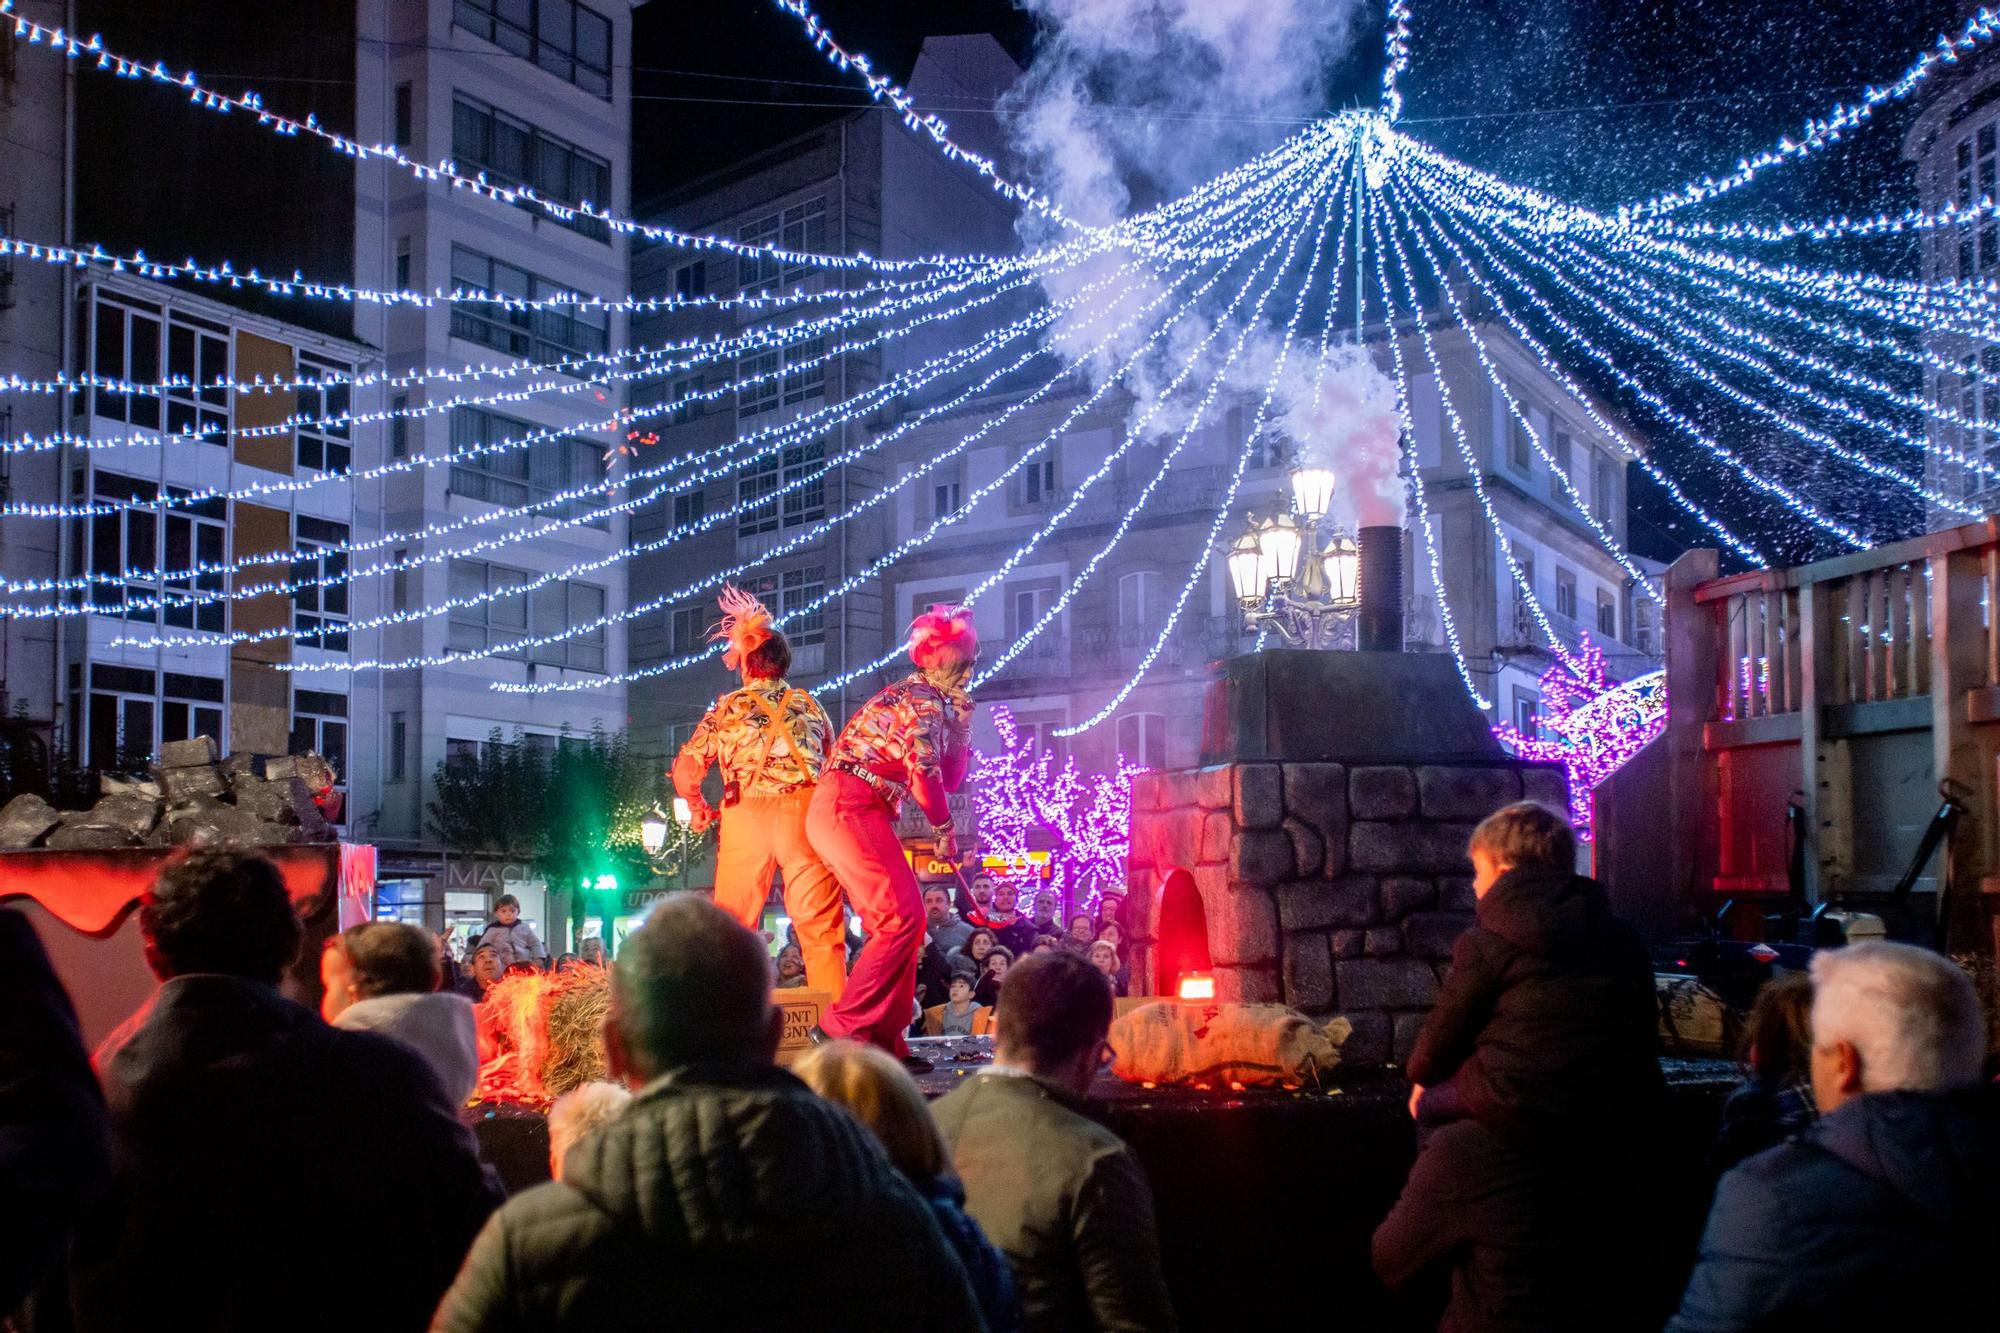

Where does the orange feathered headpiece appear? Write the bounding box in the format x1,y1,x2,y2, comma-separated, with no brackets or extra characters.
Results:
908,603,978,671
710,584,777,673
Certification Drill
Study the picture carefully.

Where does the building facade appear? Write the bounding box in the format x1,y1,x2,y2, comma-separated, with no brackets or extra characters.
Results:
353,0,638,935
624,35,1026,841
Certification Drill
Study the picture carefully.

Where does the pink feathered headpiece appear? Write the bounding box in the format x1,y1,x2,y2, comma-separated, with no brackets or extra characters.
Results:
710,584,777,673
908,603,978,671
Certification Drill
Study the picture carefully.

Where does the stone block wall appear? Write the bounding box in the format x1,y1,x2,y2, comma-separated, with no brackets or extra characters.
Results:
1126,758,1567,1065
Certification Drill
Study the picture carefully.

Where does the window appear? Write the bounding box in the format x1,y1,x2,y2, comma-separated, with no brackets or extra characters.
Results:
527,579,608,671
82,471,160,622
395,238,411,291
291,689,349,815
454,0,611,98
1510,541,1535,599
391,396,409,457
1507,392,1532,473
670,604,706,655
447,558,529,653
451,93,611,241
1596,589,1617,639
450,406,609,526
84,664,158,772
1015,717,1065,760
1957,123,2000,272
1016,457,1057,507
1512,688,1539,737
1119,570,1164,627
91,294,163,429
445,736,485,769
776,566,824,648
1555,567,1578,620
1116,713,1168,772
737,440,826,537
393,82,413,148
164,312,229,440
1634,597,1658,655
292,516,351,652
735,336,825,418
450,245,607,360
296,353,353,473
734,198,827,293
674,262,706,301
672,487,706,528
160,491,226,634
0,202,13,310
389,711,408,784
669,373,704,425
1592,451,1616,523
1551,422,1572,497
392,551,411,612
932,478,962,520
1008,584,1053,639
161,672,225,748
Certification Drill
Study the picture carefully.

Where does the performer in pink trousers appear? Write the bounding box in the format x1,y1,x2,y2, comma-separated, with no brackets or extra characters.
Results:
807,605,977,1071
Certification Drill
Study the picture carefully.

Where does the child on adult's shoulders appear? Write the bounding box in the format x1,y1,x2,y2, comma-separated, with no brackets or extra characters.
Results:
1404,802,1664,1140
1707,972,1818,1172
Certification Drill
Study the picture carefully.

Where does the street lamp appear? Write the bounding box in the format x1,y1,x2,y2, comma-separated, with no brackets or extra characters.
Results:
1232,463,1362,650
640,805,669,857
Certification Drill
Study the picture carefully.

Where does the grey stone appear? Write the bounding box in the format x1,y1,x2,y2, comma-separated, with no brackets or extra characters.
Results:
99,773,164,800
1193,765,1233,810
1380,877,1437,918
1521,765,1569,813
75,794,161,838
1284,818,1323,879
1340,1011,1393,1065
1149,770,1199,812
1131,809,1198,876
165,803,268,848
1393,1012,1430,1063
1233,764,1284,830
1349,767,1416,819
1349,820,1477,875
235,776,317,825
157,764,226,803
0,794,61,849
1214,964,1284,1005
220,752,264,783
1276,876,1377,930
1231,828,1295,888
1281,763,1347,827
1364,927,1404,955
1331,929,1366,959
1440,876,1478,911
1336,958,1439,1010
1130,772,1168,812
1281,931,1334,1009
1417,766,1523,821
158,735,219,769
1198,810,1233,866
1405,911,1476,959
1206,888,1280,966
46,824,141,850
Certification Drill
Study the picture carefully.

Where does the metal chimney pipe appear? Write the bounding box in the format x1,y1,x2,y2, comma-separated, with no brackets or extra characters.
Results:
1357,525,1404,653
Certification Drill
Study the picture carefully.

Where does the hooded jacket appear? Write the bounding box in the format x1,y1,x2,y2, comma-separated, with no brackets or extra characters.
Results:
72,973,501,1332
430,1061,989,1332
1405,868,1663,1136
335,991,480,1105
475,919,543,968
1667,1086,2000,1331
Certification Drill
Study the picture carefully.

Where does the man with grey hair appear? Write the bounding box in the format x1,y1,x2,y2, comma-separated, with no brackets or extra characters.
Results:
433,893,987,1331
1667,941,1999,1331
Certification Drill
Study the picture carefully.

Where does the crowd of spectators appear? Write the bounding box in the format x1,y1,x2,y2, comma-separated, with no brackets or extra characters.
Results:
5,811,1999,1332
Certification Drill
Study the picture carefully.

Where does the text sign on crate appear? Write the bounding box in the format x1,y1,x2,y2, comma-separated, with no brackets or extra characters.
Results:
775,989,833,1066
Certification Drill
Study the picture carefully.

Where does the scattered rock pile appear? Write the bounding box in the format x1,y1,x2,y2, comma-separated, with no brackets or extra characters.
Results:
0,736,340,851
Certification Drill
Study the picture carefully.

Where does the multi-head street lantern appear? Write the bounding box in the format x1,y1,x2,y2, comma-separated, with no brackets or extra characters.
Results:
1227,462,1362,649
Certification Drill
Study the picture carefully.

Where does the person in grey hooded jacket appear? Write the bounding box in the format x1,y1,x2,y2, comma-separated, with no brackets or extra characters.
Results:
322,921,479,1104
431,894,987,1332
1667,941,1999,1332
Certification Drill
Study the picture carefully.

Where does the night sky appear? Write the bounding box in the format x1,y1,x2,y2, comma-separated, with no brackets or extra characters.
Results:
636,2,1970,567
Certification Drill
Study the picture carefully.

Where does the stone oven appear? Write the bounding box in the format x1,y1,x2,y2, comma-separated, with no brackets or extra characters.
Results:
1125,649,1566,1066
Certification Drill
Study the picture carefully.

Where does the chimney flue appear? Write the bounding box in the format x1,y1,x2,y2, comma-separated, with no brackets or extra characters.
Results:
1357,525,1404,653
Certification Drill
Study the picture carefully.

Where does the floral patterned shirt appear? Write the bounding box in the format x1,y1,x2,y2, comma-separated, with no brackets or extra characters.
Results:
827,672,973,814
675,679,833,796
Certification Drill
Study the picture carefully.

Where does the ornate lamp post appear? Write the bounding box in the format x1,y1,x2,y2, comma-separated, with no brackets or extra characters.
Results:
1228,464,1362,649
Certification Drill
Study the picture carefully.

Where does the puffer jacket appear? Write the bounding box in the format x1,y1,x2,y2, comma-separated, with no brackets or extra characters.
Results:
1668,1085,2000,1331
430,1061,988,1332
1405,867,1663,1137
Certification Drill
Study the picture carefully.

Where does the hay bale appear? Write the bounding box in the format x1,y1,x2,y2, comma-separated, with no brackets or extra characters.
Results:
1109,1000,1351,1089
475,965,612,1107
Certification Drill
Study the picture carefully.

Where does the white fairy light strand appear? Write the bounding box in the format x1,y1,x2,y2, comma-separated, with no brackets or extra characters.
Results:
1381,0,1413,123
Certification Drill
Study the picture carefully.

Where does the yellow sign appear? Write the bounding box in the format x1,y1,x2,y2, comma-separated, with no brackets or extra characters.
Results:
775,989,833,1066
981,851,1052,881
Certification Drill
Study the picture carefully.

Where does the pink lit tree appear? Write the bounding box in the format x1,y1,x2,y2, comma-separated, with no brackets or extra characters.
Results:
1492,635,1667,842
973,706,1146,915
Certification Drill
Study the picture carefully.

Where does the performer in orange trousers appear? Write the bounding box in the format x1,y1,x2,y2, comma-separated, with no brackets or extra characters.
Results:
807,605,976,1070
672,586,847,1000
